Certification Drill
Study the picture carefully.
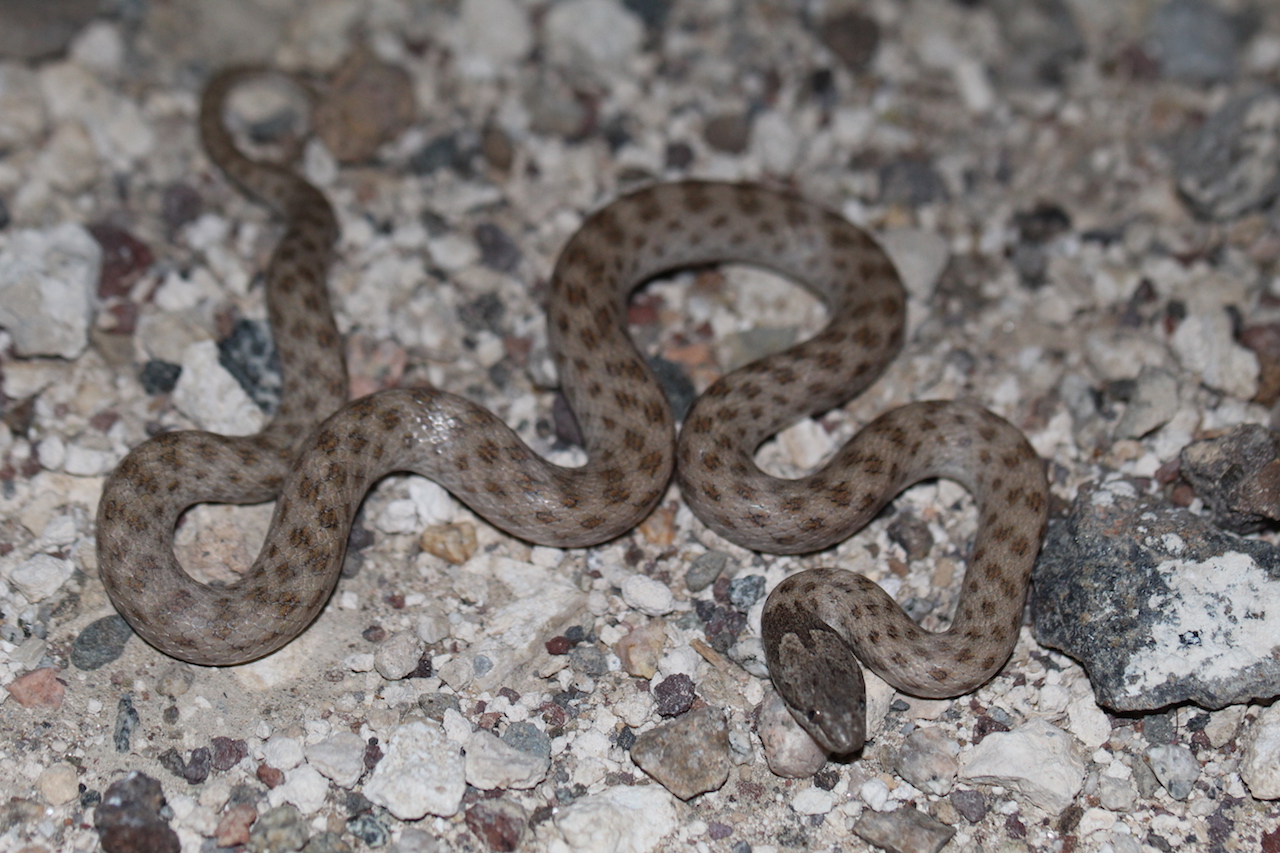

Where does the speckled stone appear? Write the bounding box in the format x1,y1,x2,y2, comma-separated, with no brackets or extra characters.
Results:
1033,479,1280,712
630,705,731,800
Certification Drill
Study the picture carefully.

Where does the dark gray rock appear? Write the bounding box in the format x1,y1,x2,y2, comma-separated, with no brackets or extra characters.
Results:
1176,88,1280,220
218,319,282,415
1180,424,1280,533
94,772,180,853
686,551,729,592
990,0,1085,87
853,806,955,853
1032,479,1280,711
71,614,133,670
1145,0,1242,85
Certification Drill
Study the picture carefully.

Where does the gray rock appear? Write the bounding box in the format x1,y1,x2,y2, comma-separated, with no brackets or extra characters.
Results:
374,631,426,680
894,727,960,796
305,732,367,788
248,804,308,853
1180,425,1280,533
1114,367,1179,440
757,689,827,778
989,0,1085,87
1176,88,1280,220
1145,0,1242,85
852,806,955,853
1098,775,1138,811
0,0,97,60
1145,744,1200,800
1033,479,1280,712
630,705,731,800
464,728,550,790
71,615,134,671
686,551,729,592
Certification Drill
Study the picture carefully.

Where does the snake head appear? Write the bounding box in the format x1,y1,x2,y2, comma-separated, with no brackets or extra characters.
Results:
762,602,867,755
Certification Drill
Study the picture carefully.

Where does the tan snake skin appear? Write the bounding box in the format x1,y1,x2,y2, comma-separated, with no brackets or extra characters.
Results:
97,70,1048,754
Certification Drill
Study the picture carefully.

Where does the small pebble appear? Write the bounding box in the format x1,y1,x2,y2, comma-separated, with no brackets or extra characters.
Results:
345,815,387,847
620,574,675,616
95,772,180,853
37,762,79,806
854,806,956,853
363,720,465,820
375,630,426,680
613,618,666,678
465,799,528,852
726,575,766,611
1145,744,1200,800
949,788,988,823
248,803,309,853
6,667,66,708
314,49,415,163
214,802,257,848
653,673,696,716
419,522,478,565
685,551,729,592
305,732,367,788
757,690,827,778
894,727,960,796
630,705,731,800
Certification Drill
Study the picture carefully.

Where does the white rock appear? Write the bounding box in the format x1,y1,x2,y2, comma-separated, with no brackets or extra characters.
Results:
37,762,79,806
959,718,1085,815
553,784,678,853
1170,313,1259,400
459,0,532,66
39,120,98,192
63,443,116,477
757,690,826,778
9,554,73,602
791,786,834,815
343,653,375,673
35,434,65,471
267,763,329,815
69,21,125,76
363,720,465,819
172,340,265,435
1205,705,1246,748
0,63,48,151
304,732,366,789
463,728,550,790
1241,703,1280,799
415,607,450,645
1066,694,1113,749
859,778,892,811
656,644,701,679
0,223,101,359
543,0,644,80
620,574,674,616
878,228,950,303
750,110,801,175
262,735,304,771
375,631,426,680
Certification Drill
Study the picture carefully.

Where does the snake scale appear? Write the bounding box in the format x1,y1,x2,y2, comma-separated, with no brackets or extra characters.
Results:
96,68,1049,754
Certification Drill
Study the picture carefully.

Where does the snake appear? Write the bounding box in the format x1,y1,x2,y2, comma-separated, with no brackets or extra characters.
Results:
96,69,1049,755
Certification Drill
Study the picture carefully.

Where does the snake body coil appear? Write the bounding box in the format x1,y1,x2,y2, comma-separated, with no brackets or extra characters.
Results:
97,69,1048,753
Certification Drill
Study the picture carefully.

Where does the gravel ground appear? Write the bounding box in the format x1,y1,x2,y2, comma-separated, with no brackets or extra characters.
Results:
3,1,1280,851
